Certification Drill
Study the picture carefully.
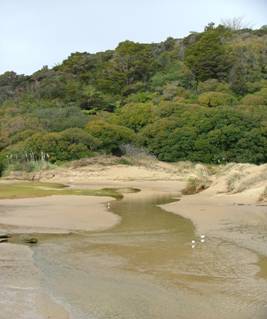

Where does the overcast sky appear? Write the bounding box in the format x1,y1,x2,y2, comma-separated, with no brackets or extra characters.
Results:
0,0,266,75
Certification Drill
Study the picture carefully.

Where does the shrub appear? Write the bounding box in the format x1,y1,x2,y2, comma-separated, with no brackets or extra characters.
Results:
259,186,267,202
240,94,265,105
35,106,88,131
181,177,211,195
116,102,155,132
198,79,232,93
86,120,135,155
59,128,99,150
150,61,194,89
5,128,98,163
198,91,236,107
139,107,267,164
0,156,6,176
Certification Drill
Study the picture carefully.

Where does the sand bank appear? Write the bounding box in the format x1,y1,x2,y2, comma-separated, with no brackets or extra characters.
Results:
161,183,267,256
0,195,120,234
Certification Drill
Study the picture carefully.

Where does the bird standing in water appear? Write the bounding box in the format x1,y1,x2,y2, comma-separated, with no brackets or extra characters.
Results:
200,235,205,243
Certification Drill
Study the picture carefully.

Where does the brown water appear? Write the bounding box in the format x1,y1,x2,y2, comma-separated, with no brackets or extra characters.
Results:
33,193,267,319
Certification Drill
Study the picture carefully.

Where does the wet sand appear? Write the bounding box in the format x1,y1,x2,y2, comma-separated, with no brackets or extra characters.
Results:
32,189,267,319
161,185,267,256
0,195,120,234
0,193,122,319
0,243,69,319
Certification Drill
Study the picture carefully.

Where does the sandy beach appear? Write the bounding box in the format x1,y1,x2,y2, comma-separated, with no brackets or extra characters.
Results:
0,159,266,319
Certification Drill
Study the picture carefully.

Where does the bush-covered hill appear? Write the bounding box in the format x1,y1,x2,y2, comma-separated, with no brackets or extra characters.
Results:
1,23,267,172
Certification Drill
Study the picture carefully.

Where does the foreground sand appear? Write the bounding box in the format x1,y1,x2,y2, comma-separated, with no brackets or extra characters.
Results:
0,194,121,318
0,243,69,319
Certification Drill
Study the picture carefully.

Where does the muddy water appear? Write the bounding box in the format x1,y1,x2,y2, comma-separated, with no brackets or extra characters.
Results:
33,193,267,319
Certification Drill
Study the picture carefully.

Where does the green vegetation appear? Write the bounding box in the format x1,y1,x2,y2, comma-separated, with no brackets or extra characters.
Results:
0,182,123,199
184,24,232,82
1,22,267,172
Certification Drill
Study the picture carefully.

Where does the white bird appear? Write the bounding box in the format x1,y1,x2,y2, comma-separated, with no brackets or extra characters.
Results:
191,245,195,249
200,235,205,239
191,240,196,244
200,239,205,243
107,202,111,209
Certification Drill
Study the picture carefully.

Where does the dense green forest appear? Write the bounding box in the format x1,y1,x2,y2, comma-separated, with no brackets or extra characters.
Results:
1,23,267,173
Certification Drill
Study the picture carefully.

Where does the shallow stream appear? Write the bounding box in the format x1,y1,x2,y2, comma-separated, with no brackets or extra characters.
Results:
33,192,267,319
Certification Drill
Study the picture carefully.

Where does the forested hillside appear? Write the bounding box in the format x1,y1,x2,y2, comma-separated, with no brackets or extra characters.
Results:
1,23,267,173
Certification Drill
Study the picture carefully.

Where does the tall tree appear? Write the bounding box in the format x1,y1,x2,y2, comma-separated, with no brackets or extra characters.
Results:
184,25,232,82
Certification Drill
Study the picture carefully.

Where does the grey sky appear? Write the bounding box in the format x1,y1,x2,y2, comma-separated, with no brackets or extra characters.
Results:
0,0,266,75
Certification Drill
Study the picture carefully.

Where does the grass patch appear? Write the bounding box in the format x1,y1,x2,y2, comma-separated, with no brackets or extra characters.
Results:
182,177,211,195
0,182,122,200
3,160,56,175
115,157,134,165
259,186,267,202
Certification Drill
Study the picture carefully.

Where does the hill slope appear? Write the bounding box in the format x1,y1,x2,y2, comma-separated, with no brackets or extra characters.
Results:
0,23,267,173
